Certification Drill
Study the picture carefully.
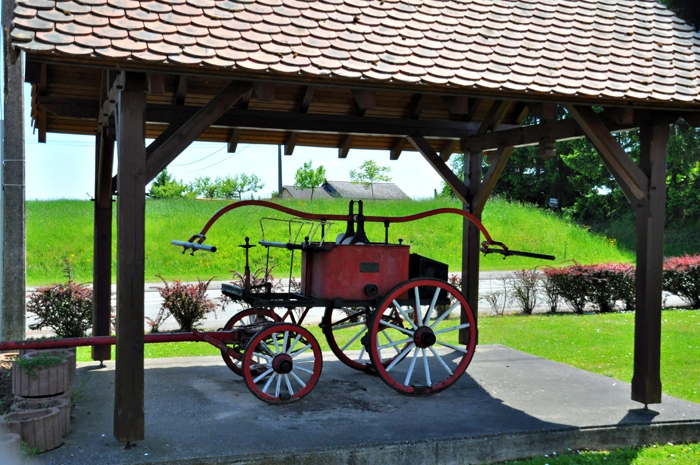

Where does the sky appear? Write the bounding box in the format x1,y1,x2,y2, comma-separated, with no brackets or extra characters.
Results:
18,83,446,201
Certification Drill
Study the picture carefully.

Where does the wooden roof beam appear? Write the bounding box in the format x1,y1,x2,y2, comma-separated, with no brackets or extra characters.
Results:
286,86,316,156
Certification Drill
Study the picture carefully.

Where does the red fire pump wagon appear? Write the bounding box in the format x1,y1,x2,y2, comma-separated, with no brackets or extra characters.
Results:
0,200,553,404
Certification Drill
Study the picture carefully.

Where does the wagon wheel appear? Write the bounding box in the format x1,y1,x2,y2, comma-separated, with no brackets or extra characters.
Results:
242,323,323,404
220,308,282,376
368,278,476,395
322,306,374,371
322,306,404,371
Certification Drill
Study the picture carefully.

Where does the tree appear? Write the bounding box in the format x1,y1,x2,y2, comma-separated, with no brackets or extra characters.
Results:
349,160,391,199
660,0,700,29
149,169,192,199
294,160,326,200
227,173,264,200
192,176,219,199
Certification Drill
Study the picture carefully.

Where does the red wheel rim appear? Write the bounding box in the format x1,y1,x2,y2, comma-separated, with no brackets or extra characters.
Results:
242,323,323,404
322,306,374,371
220,308,281,376
368,278,476,395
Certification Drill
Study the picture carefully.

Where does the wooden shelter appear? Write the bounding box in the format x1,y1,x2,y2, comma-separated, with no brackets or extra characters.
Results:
6,0,700,442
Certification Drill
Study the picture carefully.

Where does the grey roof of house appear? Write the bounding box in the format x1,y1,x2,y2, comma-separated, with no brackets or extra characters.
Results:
325,181,410,200
282,186,332,200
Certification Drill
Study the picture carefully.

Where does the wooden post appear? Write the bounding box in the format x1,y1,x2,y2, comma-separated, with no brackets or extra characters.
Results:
114,73,147,443
92,129,114,363
632,121,669,405
461,151,481,344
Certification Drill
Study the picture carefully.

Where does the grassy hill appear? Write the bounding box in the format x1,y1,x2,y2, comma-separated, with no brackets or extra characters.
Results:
27,197,634,286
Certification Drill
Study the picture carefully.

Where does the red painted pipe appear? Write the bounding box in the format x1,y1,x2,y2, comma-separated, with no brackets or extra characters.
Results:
186,199,495,245
0,331,235,351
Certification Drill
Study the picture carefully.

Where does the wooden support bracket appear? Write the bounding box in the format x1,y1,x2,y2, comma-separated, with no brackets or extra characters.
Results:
408,135,468,203
567,105,648,202
145,81,253,182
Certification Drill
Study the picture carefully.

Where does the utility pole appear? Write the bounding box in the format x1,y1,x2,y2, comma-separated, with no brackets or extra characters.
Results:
277,145,282,197
1,0,26,341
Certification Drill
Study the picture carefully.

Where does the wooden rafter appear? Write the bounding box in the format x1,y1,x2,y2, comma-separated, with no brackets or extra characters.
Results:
285,86,315,156
390,138,407,161
440,139,460,161
442,96,469,115
145,81,253,182
253,81,275,102
352,89,376,116
228,127,242,153
339,135,355,158
174,76,187,105
147,74,165,94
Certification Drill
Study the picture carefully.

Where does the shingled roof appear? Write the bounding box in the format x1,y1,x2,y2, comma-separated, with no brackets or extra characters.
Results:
10,0,700,106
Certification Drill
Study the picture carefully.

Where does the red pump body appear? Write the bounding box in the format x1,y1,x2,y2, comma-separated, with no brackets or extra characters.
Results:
302,243,409,301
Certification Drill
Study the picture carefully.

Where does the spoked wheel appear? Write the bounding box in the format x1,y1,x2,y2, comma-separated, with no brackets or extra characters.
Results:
322,306,374,371
368,278,477,395
220,308,282,376
242,323,323,404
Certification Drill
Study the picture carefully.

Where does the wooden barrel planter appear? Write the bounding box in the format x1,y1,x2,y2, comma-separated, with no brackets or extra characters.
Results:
12,351,72,398
0,407,63,452
11,396,71,436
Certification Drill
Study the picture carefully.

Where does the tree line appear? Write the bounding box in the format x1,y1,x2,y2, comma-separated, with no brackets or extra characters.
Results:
441,111,700,227
149,171,264,200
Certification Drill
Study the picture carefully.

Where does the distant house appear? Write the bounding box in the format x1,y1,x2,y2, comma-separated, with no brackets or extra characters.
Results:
280,185,333,200
281,180,410,200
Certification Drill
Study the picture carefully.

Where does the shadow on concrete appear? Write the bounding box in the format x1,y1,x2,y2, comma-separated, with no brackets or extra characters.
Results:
34,346,700,465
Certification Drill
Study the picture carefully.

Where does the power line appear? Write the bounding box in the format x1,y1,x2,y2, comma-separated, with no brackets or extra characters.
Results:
171,144,226,166
192,144,252,172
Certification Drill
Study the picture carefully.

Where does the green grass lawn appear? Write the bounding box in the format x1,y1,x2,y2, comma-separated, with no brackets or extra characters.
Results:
27,197,633,285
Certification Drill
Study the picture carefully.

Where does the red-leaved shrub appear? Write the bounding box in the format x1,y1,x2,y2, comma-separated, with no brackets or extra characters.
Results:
663,255,700,308
154,276,216,332
27,260,93,338
542,262,635,313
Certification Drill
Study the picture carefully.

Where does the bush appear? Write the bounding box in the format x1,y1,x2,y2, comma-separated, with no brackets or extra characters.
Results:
510,269,539,315
663,255,700,308
543,262,635,314
27,260,93,338
543,265,589,314
155,276,217,332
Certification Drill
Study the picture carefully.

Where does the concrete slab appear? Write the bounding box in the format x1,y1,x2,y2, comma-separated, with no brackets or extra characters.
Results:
32,345,700,465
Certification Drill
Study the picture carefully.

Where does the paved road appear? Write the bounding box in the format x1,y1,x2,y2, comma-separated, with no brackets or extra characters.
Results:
26,271,689,336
